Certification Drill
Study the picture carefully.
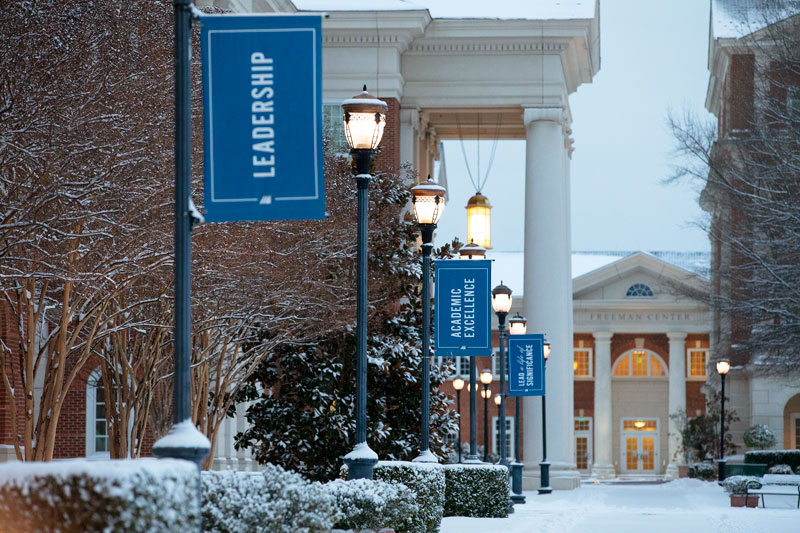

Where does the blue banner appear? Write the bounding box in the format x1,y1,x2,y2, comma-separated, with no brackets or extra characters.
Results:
507,334,545,396
434,260,492,357
200,15,324,222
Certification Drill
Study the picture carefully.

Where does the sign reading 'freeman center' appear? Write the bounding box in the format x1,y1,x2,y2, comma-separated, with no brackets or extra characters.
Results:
200,15,324,222
434,260,492,357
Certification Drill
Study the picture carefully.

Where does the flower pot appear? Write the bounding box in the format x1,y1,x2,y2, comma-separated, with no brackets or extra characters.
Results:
678,465,689,478
730,494,759,508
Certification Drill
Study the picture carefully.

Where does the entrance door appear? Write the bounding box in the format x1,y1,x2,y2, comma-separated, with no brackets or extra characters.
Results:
620,418,659,473
574,418,593,472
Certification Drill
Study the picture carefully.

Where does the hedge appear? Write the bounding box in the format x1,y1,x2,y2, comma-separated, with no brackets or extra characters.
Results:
0,458,199,532
443,464,509,518
688,462,716,480
372,461,445,533
326,478,417,531
745,450,800,472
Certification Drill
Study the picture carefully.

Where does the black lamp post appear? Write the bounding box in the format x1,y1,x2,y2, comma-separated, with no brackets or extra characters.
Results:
492,282,513,468
507,312,527,504
716,358,730,482
411,177,446,463
341,86,387,480
539,342,552,494
453,376,465,463
459,240,486,463
494,394,503,456
480,369,493,462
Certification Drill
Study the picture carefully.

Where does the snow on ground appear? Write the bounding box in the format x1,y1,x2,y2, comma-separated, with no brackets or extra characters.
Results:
441,479,800,533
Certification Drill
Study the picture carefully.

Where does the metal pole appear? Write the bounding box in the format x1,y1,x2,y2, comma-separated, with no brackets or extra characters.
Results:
515,397,521,463
483,384,489,462
718,373,726,481
539,358,551,494
344,153,378,479
414,225,436,462
497,313,508,466
456,388,462,463
510,395,526,504
466,357,479,462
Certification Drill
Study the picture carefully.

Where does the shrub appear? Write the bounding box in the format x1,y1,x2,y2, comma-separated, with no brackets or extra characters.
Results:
767,464,794,475
0,458,199,532
372,461,445,533
745,450,800,472
743,424,776,450
325,478,417,530
688,462,717,480
202,464,340,533
443,464,509,518
720,475,761,495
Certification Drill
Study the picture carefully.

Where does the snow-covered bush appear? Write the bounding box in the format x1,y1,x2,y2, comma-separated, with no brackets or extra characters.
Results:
720,475,761,495
372,461,445,533
688,462,717,480
325,478,416,530
443,464,509,518
745,450,800,472
0,458,199,532
767,463,794,474
202,464,339,533
743,424,776,450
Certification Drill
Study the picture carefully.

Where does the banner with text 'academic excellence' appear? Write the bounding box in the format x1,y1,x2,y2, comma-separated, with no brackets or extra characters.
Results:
434,259,492,357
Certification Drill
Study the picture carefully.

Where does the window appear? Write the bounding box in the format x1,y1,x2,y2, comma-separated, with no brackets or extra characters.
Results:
613,350,668,378
573,349,593,377
687,349,708,379
625,283,654,297
438,356,471,378
492,416,515,459
86,369,110,457
323,104,348,153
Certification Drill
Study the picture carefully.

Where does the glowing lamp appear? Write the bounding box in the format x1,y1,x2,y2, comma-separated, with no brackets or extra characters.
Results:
491,282,513,314
634,420,646,429
480,388,493,400
466,192,492,249
480,369,493,385
410,177,446,226
716,358,730,375
508,313,527,335
543,343,551,360
494,394,502,406
342,85,387,151
452,376,465,391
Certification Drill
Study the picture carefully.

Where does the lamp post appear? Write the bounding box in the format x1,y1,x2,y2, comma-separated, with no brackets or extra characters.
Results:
453,376,465,463
410,177,446,463
716,358,730,482
507,313,527,504
341,86,387,479
480,369,493,462
494,394,503,451
539,342,552,494
491,282,512,467
458,239,485,463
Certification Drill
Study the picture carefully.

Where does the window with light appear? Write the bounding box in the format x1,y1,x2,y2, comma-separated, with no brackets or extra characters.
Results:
687,349,708,378
613,350,667,377
574,349,592,377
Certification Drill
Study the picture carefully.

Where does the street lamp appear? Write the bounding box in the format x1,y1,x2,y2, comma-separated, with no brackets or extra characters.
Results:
453,376,465,463
716,358,730,481
411,177,446,463
459,239,485,463
507,313,527,504
539,342,552,494
480,369,493,462
491,282,512,468
342,86,387,480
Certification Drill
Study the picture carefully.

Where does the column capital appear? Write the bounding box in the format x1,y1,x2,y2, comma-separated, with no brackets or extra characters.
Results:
592,331,613,342
399,106,420,130
666,332,688,342
523,107,564,126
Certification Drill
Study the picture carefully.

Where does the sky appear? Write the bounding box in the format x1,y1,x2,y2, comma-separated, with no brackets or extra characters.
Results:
429,0,713,253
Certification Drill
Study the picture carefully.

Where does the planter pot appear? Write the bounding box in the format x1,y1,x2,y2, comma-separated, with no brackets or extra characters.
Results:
730,494,759,508
677,465,689,478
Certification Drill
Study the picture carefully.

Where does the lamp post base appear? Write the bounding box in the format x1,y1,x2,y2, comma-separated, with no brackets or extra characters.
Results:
412,449,439,463
463,455,482,464
538,461,552,495
510,462,526,504
344,443,379,480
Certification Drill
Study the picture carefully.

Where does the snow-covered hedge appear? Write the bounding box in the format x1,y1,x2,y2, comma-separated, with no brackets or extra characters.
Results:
202,465,339,533
742,424,776,450
720,475,761,495
767,464,794,475
372,461,445,533
326,478,416,531
0,458,199,532
442,464,509,518
745,450,800,472
688,462,717,480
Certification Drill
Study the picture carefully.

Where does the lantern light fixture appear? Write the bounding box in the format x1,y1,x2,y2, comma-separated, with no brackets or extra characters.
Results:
410,177,446,228
491,281,513,314
494,394,502,406
634,420,646,429
543,343,551,361
480,388,493,400
453,376,465,391
508,313,527,335
716,358,731,375
466,192,492,249
458,239,487,260
480,368,493,385
342,85,388,152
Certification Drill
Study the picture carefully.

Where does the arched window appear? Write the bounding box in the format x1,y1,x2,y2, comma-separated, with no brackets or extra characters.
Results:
626,283,654,297
613,350,667,377
85,369,110,458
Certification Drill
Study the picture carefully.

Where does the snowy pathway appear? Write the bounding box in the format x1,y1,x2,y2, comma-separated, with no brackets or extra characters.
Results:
440,479,799,533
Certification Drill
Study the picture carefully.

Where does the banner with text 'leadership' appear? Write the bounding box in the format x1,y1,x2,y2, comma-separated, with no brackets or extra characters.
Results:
507,334,545,396
434,259,492,357
201,15,324,222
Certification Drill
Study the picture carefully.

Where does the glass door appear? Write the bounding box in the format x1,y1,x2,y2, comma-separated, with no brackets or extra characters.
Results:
620,418,659,473
574,418,593,472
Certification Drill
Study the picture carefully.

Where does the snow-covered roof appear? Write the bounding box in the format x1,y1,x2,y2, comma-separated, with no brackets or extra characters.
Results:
293,0,597,20
486,250,710,297
711,0,799,39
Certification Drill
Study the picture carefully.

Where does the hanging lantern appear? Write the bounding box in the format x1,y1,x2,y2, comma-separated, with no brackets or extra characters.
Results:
466,192,492,249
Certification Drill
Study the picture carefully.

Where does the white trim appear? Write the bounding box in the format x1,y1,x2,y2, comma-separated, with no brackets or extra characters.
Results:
573,347,594,379
85,369,110,459
686,348,709,381
611,348,669,379
492,416,514,459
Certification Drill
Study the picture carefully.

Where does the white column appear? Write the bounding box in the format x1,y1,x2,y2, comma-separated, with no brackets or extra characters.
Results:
399,107,419,174
666,332,687,479
521,107,580,490
591,332,615,479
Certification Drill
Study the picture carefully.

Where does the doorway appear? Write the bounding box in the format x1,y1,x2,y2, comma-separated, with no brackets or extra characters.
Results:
620,418,659,473
575,417,593,472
